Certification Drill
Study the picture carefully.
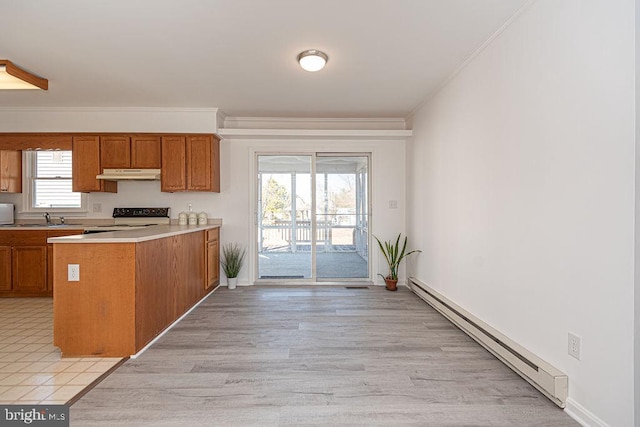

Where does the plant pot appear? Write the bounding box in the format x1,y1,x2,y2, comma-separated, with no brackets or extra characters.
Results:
227,277,238,290
384,277,398,291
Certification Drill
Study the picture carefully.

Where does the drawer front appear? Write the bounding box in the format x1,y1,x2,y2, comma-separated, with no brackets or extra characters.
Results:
0,231,47,246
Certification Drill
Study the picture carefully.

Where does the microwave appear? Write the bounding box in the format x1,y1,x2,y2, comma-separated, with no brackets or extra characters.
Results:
0,204,14,225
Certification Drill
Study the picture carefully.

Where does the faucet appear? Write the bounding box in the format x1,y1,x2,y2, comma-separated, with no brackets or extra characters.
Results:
44,212,51,225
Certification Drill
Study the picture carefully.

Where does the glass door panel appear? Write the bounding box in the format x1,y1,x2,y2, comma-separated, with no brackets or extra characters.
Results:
315,155,369,279
257,155,312,279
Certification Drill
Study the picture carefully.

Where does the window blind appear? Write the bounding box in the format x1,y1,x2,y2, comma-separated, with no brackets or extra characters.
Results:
33,151,81,208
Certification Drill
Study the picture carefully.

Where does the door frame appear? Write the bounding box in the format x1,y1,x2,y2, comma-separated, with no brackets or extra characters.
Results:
251,151,372,285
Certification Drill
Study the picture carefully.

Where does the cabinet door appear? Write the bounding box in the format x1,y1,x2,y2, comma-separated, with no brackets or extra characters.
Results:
206,228,219,290
100,136,131,168
186,135,212,191
161,136,187,192
0,150,22,193
72,136,117,193
0,245,12,291
131,136,161,168
12,246,47,293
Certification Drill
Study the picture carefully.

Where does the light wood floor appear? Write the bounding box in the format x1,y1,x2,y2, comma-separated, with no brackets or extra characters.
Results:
71,286,578,426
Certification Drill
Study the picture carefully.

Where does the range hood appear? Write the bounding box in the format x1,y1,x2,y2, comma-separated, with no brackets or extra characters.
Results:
96,169,161,181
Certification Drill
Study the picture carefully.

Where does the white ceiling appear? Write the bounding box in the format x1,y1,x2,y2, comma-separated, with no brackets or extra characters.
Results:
0,0,529,118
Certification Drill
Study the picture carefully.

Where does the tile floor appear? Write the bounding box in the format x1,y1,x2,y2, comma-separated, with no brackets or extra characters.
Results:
0,297,122,404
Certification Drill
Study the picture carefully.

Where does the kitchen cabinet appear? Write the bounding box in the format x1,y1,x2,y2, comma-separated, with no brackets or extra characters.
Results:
0,150,22,193
0,231,47,296
0,246,11,291
161,135,220,192
12,246,47,293
101,135,161,169
72,136,117,193
131,136,161,168
53,228,215,356
0,229,82,297
100,136,130,168
205,228,219,290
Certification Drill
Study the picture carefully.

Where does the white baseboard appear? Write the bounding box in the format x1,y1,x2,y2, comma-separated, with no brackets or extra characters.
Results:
565,398,609,427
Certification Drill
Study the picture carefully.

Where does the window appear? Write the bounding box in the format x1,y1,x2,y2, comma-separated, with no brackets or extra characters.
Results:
25,151,85,212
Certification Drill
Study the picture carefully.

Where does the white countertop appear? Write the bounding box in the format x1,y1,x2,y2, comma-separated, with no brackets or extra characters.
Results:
48,224,220,244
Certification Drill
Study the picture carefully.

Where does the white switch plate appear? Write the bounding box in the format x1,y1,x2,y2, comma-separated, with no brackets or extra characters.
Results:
389,200,398,209
68,264,80,282
93,203,102,213
568,332,581,360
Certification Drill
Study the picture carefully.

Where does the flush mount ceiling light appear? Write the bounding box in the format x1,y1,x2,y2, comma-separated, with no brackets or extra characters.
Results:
0,60,48,90
297,49,328,72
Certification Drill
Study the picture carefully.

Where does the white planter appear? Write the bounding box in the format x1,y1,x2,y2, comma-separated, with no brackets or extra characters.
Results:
227,277,238,290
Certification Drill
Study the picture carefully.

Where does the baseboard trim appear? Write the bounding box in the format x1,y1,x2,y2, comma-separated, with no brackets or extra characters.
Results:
565,398,609,427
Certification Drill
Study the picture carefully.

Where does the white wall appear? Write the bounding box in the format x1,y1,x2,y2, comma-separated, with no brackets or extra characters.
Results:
406,1,635,426
0,109,406,285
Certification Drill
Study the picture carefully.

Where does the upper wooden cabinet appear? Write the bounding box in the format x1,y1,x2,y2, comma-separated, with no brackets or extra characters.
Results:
101,135,161,169
161,135,220,192
0,150,22,193
160,136,187,192
100,136,131,168
72,136,117,193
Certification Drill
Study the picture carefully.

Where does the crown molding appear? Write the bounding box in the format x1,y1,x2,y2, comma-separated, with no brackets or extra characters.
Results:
218,128,412,140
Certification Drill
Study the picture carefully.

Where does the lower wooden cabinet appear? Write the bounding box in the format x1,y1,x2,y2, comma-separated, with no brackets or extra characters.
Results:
12,246,47,293
0,229,83,297
0,246,11,291
206,228,220,290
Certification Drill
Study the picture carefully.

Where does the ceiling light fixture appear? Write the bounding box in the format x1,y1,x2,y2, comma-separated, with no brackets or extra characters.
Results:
297,49,328,72
0,60,48,90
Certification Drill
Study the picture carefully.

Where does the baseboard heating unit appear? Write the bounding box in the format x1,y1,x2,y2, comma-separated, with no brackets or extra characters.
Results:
409,277,568,408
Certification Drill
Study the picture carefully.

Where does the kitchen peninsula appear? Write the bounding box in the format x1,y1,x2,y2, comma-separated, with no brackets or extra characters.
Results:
49,222,221,357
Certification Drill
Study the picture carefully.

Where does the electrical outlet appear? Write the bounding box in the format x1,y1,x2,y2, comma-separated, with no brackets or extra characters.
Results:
68,264,80,282
568,332,581,360
389,200,398,209
93,203,102,213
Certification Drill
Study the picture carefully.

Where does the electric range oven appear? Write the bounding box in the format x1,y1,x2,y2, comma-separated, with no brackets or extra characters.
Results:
83,207,170,234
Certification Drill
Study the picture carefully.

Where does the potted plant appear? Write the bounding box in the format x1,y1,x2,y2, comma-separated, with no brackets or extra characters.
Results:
221,243,246,290
374,234,421,291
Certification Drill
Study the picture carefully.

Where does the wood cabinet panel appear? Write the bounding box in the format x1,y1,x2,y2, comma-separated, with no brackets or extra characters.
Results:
0,246,12,291
47,230,83,292
161,136,187,192
12,246,47,293
100,136,131,168
206,228,219,290
54,230,212,356
161,135,220,193
186,135,212,191
53,243,136,356
0,150,22,193
131,136,161,168
72,136,117,193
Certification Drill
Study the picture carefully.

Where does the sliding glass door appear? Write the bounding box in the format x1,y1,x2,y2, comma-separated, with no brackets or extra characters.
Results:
257,153,370,282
